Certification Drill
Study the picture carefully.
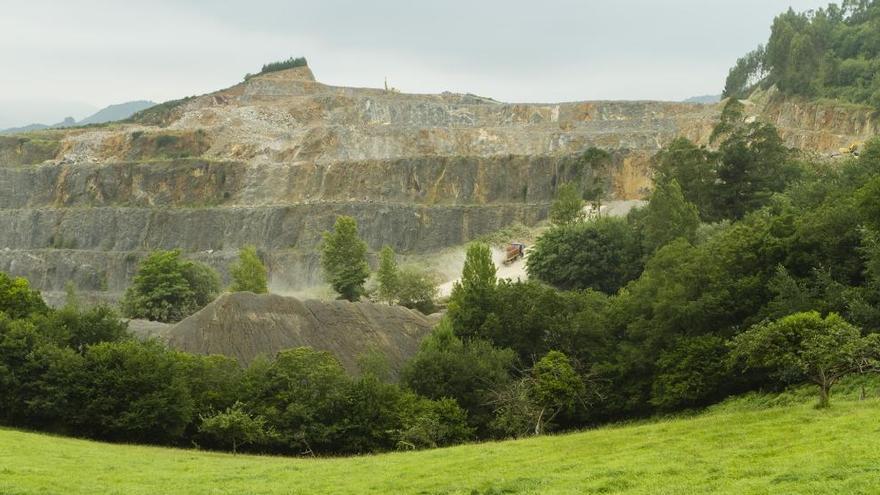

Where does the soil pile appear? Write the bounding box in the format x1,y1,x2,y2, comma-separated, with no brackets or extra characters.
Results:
163,292,437,375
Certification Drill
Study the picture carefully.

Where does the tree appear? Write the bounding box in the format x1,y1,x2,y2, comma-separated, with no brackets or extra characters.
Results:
528,351,586,434
394,267,438,314
75,340,193,442
650,335,730,410
121,250,220,323
526,217,642,294
447,243,497,338
490,350,586,437
550,182,584,225
722,45,766,99
651,138,716,220
199,402,274,454
229,245,269,294
375,245,399,304
321,216,370,301
34,304,129,352
246,347,349,454
638,179,700,254
714,121,793,220
731,311,880,408
402,321,515,435
0,272,48,320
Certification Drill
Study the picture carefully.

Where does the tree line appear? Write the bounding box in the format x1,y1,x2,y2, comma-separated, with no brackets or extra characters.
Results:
0,277,470,455
724,1,880,107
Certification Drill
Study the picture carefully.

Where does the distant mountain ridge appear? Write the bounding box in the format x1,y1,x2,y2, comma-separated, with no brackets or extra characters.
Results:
0,100,156,134
683,94,721,104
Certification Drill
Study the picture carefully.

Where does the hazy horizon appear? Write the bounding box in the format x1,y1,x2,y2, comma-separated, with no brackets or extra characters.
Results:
2,0,830,128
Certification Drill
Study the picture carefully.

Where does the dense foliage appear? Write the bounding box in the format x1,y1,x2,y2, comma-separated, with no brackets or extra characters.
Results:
724,1,880,107
121,250,220,323
434,130,880,432
0,287,471,456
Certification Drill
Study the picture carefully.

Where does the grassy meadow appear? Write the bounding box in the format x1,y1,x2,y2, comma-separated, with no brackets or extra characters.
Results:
2,382,880,495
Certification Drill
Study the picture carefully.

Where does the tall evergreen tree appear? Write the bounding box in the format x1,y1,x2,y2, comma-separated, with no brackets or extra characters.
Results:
321,216,370,301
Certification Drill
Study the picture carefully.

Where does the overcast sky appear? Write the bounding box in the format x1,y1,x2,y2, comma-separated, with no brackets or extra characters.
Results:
1,0,831,128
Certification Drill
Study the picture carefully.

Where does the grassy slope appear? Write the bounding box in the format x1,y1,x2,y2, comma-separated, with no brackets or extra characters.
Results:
3,388,880,495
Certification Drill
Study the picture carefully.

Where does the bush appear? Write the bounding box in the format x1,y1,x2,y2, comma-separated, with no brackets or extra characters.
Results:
394,267,438,314
230,245,269,294
199,402,274,454
121,250,220,323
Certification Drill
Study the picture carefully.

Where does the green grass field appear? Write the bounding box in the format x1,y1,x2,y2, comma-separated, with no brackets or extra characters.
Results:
3,386,880,495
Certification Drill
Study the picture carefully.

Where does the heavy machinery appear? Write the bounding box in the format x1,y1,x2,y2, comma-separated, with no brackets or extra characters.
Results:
503,242,526,265
836,142,862,157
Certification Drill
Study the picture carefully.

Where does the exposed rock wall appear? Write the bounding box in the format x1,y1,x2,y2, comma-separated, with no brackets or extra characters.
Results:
0,68,875,301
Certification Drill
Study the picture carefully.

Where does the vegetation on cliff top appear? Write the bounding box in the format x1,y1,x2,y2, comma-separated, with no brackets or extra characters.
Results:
244,56,308,81
724,0,880,108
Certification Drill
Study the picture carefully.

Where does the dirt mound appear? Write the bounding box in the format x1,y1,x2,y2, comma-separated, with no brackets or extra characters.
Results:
163,292,437,375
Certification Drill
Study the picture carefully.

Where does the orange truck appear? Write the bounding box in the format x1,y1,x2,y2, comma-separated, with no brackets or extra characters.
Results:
503,243,526,265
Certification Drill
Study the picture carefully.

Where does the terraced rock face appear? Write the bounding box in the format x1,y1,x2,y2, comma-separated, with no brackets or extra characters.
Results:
0,67,874,300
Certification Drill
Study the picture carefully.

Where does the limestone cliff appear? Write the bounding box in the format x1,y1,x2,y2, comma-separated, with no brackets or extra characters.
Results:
0,67,875,300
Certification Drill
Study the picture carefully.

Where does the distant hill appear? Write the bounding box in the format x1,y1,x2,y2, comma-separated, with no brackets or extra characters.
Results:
0,100,155,134
683,94,721,104
78,100,155,125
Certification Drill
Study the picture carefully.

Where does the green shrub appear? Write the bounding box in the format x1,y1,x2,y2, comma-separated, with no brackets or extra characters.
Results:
121,250,220,322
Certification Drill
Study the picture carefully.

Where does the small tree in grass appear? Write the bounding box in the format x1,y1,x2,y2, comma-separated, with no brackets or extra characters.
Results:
199,402,274,454
230,245,268,294
731,311,880,408
321,216,370,301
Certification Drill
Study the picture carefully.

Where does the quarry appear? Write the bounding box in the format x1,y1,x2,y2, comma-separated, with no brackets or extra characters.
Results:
0,66,877,306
